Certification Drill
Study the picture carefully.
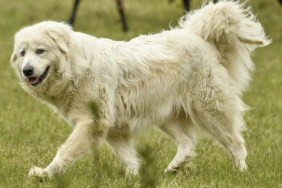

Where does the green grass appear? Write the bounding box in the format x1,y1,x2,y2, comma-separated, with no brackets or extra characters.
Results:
0,0,282,187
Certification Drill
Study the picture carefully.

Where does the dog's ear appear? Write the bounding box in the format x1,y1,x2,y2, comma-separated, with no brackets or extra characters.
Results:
10,51,17,64
47,31,68,53
46,23,71,53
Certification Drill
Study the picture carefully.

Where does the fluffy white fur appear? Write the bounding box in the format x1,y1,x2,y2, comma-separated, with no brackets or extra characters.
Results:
11,1,270,178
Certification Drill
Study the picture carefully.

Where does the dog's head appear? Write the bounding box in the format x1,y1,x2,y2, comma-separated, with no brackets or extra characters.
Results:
11,21,72,96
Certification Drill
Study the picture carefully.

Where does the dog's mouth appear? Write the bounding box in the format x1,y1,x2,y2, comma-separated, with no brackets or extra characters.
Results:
27,66,49,86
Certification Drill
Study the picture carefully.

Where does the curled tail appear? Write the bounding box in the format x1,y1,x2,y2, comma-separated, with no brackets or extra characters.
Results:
180,0,271,94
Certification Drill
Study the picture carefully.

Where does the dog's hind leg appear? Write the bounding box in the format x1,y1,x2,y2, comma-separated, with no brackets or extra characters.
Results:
189,91,247,171
107,132,140,176
160,114,197,173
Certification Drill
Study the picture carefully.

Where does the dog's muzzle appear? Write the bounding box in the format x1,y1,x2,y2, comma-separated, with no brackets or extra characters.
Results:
24,66,50,86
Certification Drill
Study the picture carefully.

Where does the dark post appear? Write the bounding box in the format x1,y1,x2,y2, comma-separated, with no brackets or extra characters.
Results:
116,0,129,32
182,0,190,12
68,0,80,26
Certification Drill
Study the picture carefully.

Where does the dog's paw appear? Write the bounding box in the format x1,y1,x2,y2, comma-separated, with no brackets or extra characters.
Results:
28,166,49,179
125,164,139,176
164,166,179,173
165,159,195,173
164,160,183,173
237,160,247,172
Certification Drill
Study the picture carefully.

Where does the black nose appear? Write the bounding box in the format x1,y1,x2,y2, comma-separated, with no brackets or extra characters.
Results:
23,65,34,77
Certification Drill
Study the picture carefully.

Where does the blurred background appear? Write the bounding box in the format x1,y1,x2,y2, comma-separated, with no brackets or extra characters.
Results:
0,0,281,187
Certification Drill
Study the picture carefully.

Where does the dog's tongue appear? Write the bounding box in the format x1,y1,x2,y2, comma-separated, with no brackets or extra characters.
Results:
28,77,39,85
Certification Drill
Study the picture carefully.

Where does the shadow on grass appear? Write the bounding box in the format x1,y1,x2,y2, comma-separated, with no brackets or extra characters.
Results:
52,175,69,188
88,144,160,188
138,144,160,188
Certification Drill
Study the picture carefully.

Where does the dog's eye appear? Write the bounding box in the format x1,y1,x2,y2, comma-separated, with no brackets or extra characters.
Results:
36,49,45,55
20,50,25,57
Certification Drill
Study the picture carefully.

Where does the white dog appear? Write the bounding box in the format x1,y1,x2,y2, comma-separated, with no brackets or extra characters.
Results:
11,1,270,178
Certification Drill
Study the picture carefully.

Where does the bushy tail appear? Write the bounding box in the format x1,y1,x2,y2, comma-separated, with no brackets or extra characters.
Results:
180,0,271,94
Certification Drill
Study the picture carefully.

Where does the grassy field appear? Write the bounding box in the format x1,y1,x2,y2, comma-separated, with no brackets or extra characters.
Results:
0,0,282,187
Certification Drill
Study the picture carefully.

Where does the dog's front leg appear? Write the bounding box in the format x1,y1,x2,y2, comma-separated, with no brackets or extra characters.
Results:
28,118,109,179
